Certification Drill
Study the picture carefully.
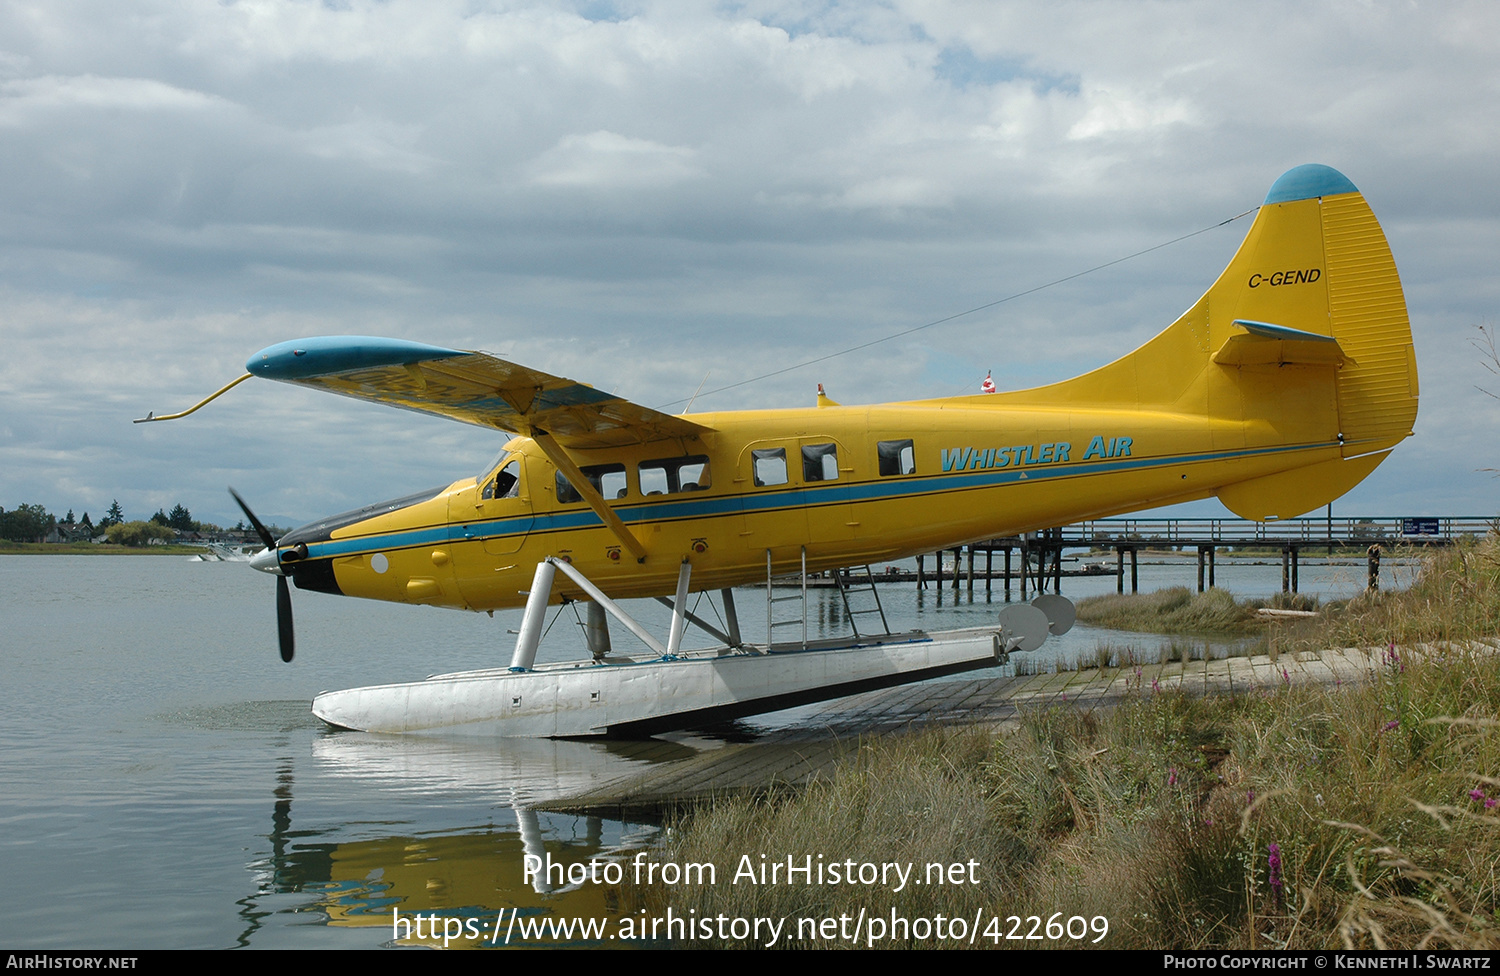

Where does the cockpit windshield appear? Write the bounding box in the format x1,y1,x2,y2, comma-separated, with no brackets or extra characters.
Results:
477,449,509,482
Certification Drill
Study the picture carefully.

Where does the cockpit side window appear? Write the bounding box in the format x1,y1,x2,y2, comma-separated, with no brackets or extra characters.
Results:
483,459,522,500
638,455,711,496
556,463,629,504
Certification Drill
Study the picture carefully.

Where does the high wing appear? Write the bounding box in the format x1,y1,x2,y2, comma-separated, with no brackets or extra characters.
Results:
244,336,713,449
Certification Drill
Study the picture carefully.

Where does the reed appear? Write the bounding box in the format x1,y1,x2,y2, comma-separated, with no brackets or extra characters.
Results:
1075,586,1263,636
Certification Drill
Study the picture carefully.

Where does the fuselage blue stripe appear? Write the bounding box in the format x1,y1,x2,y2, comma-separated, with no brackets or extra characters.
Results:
296,440,1333,562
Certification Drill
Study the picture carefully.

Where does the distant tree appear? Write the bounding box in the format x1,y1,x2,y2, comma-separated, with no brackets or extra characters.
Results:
0,503,56,543
167,504,194,531
150,509,170,527
102,500,125,528
80,512,93,531
106,521,175,547
65,509,75,524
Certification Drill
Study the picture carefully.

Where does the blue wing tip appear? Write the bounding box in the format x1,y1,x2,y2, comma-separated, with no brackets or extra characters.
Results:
1264,164,1359,205
247,336,466,380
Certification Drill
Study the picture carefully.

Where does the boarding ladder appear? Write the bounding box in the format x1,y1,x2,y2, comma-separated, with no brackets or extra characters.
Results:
765,547,810,650
765,549,895,650
833,564,891,640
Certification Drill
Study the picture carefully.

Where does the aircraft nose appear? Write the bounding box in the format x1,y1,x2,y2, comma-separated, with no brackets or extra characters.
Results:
249,547,283,576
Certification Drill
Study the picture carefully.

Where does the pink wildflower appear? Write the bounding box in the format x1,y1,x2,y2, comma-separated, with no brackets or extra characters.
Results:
1471,788,1487,803
1268,843,1285,912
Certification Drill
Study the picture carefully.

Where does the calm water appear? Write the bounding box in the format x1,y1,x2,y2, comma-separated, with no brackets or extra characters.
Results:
0,553,1414,948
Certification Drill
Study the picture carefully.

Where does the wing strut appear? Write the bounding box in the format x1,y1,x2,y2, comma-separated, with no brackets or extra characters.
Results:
531,430,649,564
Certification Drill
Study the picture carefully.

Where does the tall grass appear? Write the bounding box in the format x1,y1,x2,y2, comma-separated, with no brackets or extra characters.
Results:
1314,542,1500,650
624,540,1500,949
1075,586,1263,636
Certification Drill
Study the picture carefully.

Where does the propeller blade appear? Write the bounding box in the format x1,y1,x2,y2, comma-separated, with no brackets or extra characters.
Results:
229,487,277,550
228,488,296,662
276,575,295,663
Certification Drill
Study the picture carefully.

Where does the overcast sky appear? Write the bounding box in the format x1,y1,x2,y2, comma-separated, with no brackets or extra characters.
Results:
2,0,1496,530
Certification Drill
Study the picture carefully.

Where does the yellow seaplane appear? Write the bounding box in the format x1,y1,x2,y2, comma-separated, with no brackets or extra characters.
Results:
143,164,1416,737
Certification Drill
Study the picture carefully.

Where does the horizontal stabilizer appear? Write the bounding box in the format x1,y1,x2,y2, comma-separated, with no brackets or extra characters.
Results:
1212,319,1349,367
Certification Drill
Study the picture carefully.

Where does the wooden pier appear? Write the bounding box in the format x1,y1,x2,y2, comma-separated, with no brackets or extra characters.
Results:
914,515,1492,598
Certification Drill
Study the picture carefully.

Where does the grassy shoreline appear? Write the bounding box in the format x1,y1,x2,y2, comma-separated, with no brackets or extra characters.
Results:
625,540,1500,949
0,542,215,555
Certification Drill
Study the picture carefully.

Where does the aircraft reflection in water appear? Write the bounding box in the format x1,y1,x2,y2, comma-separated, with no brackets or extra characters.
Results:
242,736,674,948
145,165,1416,737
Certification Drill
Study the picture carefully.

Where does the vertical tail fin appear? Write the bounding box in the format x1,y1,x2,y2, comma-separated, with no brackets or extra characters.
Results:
1022,164,1417,519
1211,165,1417,517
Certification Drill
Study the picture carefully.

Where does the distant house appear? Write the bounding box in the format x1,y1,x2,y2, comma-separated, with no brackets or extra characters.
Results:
45,522,94,544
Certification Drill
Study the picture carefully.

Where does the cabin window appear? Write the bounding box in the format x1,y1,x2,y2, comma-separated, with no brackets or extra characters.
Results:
638,455,711,496
877,439,916,476
802,443,839,482
555,463,628,504
483,459,522,500
597,465,629,500
752,448,787,487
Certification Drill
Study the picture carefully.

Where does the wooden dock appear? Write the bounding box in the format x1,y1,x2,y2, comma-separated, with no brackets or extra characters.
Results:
546,646,1380,819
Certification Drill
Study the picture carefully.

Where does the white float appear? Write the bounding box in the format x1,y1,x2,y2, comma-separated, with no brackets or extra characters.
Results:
313,556,1063,738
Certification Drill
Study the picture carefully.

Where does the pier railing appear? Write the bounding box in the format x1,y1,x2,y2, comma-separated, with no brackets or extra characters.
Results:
1039,516,1495,547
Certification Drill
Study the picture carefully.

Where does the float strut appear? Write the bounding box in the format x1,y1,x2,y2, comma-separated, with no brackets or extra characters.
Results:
547,558,668,656
721,588,743,646
665,558,692,658
653,594,738,648
585,602,611,661
510,559,558,671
